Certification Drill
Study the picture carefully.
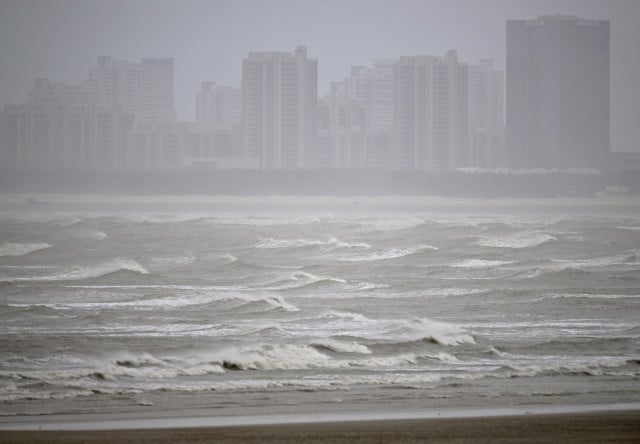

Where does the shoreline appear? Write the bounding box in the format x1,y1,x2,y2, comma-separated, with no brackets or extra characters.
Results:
1,409,638,444
2,191,640,209
2,402,639,431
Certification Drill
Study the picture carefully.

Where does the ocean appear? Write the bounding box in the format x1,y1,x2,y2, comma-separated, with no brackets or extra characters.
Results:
1,195,639,420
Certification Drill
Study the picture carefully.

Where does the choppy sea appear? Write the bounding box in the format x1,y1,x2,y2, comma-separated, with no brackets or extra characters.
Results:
1,196,639,418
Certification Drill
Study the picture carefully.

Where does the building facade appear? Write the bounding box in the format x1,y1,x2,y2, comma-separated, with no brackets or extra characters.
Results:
393,51,468,171
195,82,241,127
89,56,176,125
467,59,505,168
506,15,610,168
331,60,395,134
0,78,133,169
241,46,317,169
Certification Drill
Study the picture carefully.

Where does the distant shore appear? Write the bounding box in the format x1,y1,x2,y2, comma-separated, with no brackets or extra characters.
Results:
1,409,639,443
1,168,638,198
2,191,640,214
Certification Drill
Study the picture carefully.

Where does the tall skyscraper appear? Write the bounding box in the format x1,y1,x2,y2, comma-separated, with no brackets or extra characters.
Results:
506,15,609,169
467,59,505,168
393,51,467,171
0,78,132,169
195,82,241,127
139,58,175,125
241,46,317,169
332,60,395,134
89,56,175,125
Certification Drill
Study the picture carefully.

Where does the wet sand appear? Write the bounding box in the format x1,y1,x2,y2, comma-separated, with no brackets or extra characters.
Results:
2,411,639,443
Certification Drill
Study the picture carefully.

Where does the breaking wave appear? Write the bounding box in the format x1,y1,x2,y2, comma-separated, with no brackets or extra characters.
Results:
449,259,515,268
9,291,299,313
72,230,107,241
254,271,346,290
5,258,148,282
392,318,476,346
256,236,370,249
311,339,372,354
0,242,51,257
339,244,438,262
474,232,557,249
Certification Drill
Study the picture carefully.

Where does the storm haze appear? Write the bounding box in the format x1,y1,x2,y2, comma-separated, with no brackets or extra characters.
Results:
1,2,640,437
0,0,638,153
1,0,640,198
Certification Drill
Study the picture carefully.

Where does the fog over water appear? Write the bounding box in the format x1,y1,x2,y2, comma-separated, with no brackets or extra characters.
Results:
0,0,639,428
1,0,639,152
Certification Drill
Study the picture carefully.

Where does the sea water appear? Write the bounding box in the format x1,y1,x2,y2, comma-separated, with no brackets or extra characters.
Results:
0,196,639,419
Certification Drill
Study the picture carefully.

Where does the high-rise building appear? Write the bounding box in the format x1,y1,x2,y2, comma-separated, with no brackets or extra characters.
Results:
241,46,317,169
506,15,609,168
139,58,175,125
89,56,175,125
332,60,395,134
0,78,133,169
195,82,241,127
316,93,365,169
393,50,467,171
467,59,505,168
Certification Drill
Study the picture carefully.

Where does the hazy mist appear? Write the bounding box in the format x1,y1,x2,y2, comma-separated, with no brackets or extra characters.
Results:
1,0,638,152
2,2,640,437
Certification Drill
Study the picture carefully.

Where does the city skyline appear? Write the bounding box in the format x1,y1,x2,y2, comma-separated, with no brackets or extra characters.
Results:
0,0,638,153
1,48,509,171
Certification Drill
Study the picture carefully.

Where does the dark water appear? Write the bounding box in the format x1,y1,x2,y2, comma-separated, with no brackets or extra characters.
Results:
1,197,639,417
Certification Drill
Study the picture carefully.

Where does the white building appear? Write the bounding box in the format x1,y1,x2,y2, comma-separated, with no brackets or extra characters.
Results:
332,60,395,134
467,59,505,168
89,56,176,125
128,121,249,170
0,78,132,169
195,82,240,127
393,51,467,171
241,46,317,169
316,92,389,169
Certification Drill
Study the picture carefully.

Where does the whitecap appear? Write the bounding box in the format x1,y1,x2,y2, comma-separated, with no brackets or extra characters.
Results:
321,310,369,321
8,258,149,282
219,253,237,263
449,259,515,268
474,232,557,249
210,343,333,371
311,339,372,354
339,244,438,262
73,230,107,241
400,318,476,346
254,271,346,291
149,256,197,268
256,237,370,249
0,242,51,257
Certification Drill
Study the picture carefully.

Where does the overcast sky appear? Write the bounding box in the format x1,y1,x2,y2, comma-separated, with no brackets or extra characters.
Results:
1,0,638,151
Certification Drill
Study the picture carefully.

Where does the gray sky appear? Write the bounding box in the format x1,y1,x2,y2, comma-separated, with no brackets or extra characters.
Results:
1,0,638,151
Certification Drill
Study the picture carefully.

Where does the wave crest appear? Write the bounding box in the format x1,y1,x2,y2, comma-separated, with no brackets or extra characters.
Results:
0,242,51,257
8,258,149,282
474,233,557,249
256,236,370,249
339,244,438,262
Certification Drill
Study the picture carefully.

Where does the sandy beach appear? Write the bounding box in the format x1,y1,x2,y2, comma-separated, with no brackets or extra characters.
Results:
1,411,639,443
